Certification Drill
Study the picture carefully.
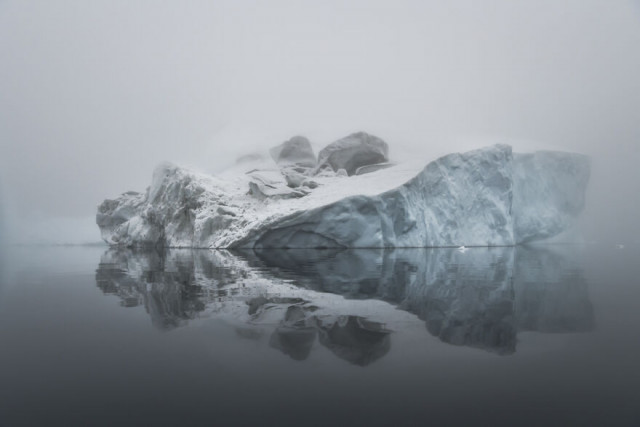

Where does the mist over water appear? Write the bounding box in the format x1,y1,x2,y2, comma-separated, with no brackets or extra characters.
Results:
0,1,639,244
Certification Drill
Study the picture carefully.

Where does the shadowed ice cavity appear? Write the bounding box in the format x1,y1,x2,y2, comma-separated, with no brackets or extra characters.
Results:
95,245,593,359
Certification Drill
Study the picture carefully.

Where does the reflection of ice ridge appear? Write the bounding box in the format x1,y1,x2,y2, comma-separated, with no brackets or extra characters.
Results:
95,246,594,359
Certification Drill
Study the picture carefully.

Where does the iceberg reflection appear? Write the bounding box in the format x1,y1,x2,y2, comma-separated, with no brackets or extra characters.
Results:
95,245,593,360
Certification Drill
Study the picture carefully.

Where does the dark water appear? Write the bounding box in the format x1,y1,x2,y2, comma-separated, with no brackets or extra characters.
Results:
0,244,639,426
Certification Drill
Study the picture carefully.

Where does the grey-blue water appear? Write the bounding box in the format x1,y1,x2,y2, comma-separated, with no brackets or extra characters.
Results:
0,244,638,426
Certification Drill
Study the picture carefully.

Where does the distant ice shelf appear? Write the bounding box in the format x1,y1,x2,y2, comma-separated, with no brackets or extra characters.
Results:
96,135,590,248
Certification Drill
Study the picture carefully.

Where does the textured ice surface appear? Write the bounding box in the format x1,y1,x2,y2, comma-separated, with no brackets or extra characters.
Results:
513,151,590,243
97,144,589,248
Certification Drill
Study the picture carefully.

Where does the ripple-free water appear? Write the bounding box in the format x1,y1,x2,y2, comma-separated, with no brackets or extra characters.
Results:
0,244,638,426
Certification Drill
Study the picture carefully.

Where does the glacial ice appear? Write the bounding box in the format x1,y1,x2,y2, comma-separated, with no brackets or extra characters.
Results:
316,131,389,176
512,151,590,243
96,143,589,248
269,135,316,169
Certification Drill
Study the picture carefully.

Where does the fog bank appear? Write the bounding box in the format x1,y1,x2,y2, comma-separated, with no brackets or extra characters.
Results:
1,0,639,244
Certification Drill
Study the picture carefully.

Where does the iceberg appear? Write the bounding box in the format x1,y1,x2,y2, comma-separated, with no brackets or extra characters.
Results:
96,140,589,248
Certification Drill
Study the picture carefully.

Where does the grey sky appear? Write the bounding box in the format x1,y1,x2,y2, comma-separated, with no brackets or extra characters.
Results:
1,0,639,243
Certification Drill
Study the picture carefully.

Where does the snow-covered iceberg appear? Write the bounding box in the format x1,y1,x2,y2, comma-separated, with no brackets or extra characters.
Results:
96,142,589,248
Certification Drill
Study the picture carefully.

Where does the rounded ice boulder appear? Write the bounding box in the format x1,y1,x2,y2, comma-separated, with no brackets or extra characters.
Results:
316,132,389,176
269,136,316,169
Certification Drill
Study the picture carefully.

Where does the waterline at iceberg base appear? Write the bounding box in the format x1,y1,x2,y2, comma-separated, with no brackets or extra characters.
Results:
97,141,590,248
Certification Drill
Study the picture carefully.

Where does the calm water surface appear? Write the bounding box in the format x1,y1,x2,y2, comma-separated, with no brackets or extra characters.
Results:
0,244,638,426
